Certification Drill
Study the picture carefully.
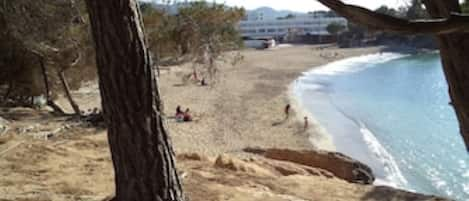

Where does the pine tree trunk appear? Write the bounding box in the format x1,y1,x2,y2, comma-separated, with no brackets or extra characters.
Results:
423,0,469,151
58,70,81,115
84,1,185,201
437,37,469,151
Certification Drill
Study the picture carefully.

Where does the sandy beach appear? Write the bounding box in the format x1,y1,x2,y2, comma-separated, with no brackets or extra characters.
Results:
56,44,381,156
159,45,382,156
2,45,449,201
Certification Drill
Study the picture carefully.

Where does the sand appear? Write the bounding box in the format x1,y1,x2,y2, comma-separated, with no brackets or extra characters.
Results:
159,45,381,156
0,44,401,201
54,44,381,156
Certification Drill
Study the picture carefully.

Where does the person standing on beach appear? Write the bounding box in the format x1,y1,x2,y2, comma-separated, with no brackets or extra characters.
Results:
304,116,309,131
192,69,198,81
284,104,291,120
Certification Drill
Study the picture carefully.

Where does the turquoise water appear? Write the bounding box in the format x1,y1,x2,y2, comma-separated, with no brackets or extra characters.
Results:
294,53,469,200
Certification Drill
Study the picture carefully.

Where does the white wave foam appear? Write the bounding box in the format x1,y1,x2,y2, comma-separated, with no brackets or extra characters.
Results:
288,91,336,151
295,82,324,92
459,160,467,169
294,52,410,189
359,122,409,189
463,183,469,196
305,52,407,76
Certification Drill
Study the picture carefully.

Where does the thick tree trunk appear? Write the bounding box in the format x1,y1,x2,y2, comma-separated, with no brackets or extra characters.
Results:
423,0,469,151
437,37,469,151
85,0,185,201
58,70,81,115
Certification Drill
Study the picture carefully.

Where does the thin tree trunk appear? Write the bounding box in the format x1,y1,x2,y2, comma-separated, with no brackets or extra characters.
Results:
85,0,185,201
58,70,81,116
3,80,13,102
38,55,65,115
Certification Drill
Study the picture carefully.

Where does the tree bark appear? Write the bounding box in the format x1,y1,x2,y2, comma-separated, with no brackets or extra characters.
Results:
38,54,65,115
318,0,469,152
423,0,469,152
58,70,81,116
317,0,469,35
85,0,185,201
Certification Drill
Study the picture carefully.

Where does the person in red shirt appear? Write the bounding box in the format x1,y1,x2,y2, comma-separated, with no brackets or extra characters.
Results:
183,108,192,122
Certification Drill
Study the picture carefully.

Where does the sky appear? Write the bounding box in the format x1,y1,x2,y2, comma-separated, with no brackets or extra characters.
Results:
202,0,408,12
140,0,410,12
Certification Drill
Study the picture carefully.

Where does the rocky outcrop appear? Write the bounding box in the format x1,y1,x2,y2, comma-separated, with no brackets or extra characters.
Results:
244,148,375,184
254,157,336,178
177,153,211,162
214,154,275,177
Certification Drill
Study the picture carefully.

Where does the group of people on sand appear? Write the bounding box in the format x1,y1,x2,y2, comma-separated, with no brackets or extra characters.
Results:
176,105,192,122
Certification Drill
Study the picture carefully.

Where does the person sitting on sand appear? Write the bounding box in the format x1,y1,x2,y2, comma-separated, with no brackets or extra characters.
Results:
183,108,193,122
176,105,183,115
284,104,291,120
201,78,207,86
176,106,184,122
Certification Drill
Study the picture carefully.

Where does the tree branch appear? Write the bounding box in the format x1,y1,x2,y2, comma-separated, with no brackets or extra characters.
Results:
317,0,469,35
69,52,82,67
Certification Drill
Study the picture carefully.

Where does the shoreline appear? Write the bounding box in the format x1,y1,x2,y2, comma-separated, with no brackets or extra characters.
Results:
289,51,468,201
287,82,336,151
288,52,410,188
53,44,384,156
155,44,385,157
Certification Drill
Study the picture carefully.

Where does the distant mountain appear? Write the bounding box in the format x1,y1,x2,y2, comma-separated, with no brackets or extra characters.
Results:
247,7,305,20
140,2,306,19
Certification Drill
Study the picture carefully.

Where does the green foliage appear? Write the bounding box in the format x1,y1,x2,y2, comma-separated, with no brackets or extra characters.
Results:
142,1,245,68
0,0,95,106
277,14,295,20
177,2,245,52
462,0,469,13
406,0,428,19
326,22,346,35
375,6,399,17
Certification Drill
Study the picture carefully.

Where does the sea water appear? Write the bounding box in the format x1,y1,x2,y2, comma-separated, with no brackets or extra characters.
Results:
293,52,469,200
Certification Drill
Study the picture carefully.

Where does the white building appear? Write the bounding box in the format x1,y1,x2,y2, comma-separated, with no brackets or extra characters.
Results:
239,12,347,39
